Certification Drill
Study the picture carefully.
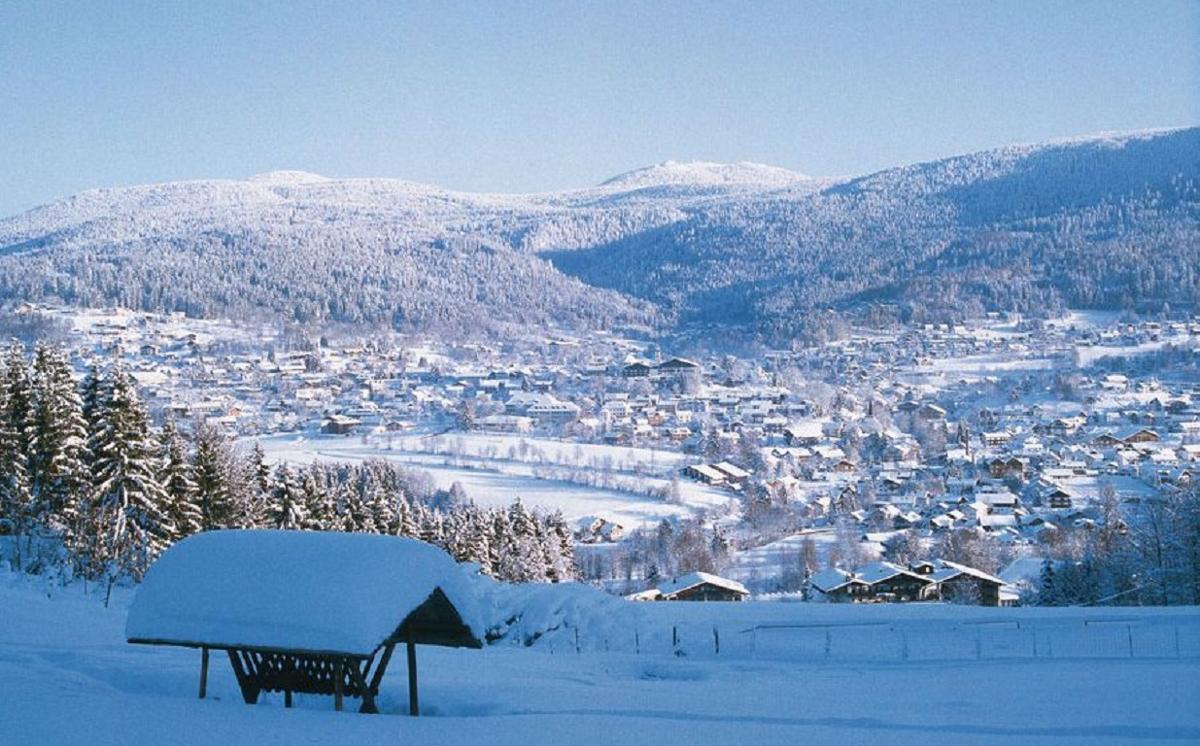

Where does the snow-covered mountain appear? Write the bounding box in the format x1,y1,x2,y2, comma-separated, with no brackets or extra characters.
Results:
1,127,1196,339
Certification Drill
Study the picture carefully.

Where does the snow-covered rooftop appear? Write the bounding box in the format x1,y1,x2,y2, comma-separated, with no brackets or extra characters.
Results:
126,530,482,656
657,571,749,598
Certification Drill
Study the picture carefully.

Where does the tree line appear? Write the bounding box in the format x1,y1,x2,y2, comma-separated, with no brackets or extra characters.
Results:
0,340,576,592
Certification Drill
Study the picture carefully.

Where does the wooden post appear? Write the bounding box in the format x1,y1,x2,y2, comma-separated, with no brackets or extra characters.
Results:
406,634,420,717
285,690,293,708
199,647,209,699
334,658,344,712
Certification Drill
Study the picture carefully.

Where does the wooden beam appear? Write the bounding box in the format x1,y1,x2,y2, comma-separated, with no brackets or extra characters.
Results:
346,659,377,714
227,649,260,704
333,658,344,712
406,633,419,717
369,643,394,694
199,646,209,699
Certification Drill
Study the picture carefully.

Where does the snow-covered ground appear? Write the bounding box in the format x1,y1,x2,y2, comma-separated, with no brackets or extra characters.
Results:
253,433,733,528
3,571,1199,746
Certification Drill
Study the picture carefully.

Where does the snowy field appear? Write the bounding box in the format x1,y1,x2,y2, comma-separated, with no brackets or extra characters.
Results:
3,574,1199,746
253,433,733,528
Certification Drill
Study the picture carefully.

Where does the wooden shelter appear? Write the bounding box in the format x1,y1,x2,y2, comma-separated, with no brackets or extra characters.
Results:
127,530,482,716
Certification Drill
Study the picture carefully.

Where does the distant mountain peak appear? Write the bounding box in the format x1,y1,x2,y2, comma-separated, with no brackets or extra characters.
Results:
599,161,810,190
247,170,331,185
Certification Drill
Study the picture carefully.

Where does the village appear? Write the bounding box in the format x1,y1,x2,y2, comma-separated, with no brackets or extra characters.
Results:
11,303,1200,606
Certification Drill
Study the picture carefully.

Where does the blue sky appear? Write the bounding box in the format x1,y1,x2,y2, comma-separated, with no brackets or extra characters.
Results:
1,1,1196,216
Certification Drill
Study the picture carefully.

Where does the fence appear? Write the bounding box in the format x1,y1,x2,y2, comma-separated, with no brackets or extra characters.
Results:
541,616,1200,663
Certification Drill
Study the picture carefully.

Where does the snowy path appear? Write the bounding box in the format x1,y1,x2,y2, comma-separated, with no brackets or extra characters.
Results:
3,578,1200,745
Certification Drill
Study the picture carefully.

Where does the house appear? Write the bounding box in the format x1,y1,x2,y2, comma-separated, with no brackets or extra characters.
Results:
917,559,1008,606
711,461,751,484
322,414,361,435
784,420,824,446
1119,428,1160,445
657,358,701,379
811,560,1006,606
651,572,750,602
1045,485,1075,510
683,463,726,486
622,362,653,378
809,562,931,603
988,457,1027,479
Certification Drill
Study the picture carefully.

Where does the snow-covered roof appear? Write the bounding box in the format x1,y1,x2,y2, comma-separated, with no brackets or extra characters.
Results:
127,530,483,656
809,568,856,592
657,571,749,598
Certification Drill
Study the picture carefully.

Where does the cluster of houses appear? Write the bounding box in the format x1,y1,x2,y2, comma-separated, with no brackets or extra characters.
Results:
22,303,1200,605
809,560,1011,606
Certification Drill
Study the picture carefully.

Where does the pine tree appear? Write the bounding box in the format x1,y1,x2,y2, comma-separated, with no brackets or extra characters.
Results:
87,368,173,582
548,510,577,582
501,499,546,582
394,496,418,538
192,422,236,530
27,344,89,537
79,363,108,476
0,341,35,560
270,463,307,530
301,466,331,530
160,418,202,541
419,508,445,549
462,507,493,574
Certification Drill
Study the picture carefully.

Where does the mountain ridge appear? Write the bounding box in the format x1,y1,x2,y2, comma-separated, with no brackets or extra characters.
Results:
1,127,1196,341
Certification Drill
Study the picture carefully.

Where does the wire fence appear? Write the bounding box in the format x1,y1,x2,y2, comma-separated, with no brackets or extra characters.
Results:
545,617,1200,663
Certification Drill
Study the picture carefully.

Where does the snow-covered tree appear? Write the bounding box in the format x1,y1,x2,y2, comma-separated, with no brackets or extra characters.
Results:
86,368,172,583
270,463,306,530
160,418,201,541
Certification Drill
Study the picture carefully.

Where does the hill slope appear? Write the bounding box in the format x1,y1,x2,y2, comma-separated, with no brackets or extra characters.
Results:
1,128,1196,339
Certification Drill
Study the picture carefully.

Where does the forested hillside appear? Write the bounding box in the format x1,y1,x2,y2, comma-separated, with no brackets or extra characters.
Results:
1,128,1196,342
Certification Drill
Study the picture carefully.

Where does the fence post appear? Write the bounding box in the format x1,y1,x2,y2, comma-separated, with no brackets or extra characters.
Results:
824,628,831,659
1127,625,1134,658
575,627,580,655
635,628,640,656
672,625,678,656
713,627,720,655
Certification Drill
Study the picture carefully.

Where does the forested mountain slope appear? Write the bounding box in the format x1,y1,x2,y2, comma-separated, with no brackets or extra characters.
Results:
1,128,1195,340
548,128,1200,338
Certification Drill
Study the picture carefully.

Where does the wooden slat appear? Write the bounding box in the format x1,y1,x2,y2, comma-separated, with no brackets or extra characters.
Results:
199,647,209,699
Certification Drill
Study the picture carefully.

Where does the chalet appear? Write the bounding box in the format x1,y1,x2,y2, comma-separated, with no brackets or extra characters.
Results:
783,420,824,446
657,358,701,378
988,457,1027,479
622,362,653,378
812,560,1007,606
1046,485,1075,510
1119,428,1160,445
652,572,749,602
915,559,1008,606
982,431,1013,448
683,463,726,486
810,562,931,603
918,403,948,420
322,414,361,435
711,461,751,484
